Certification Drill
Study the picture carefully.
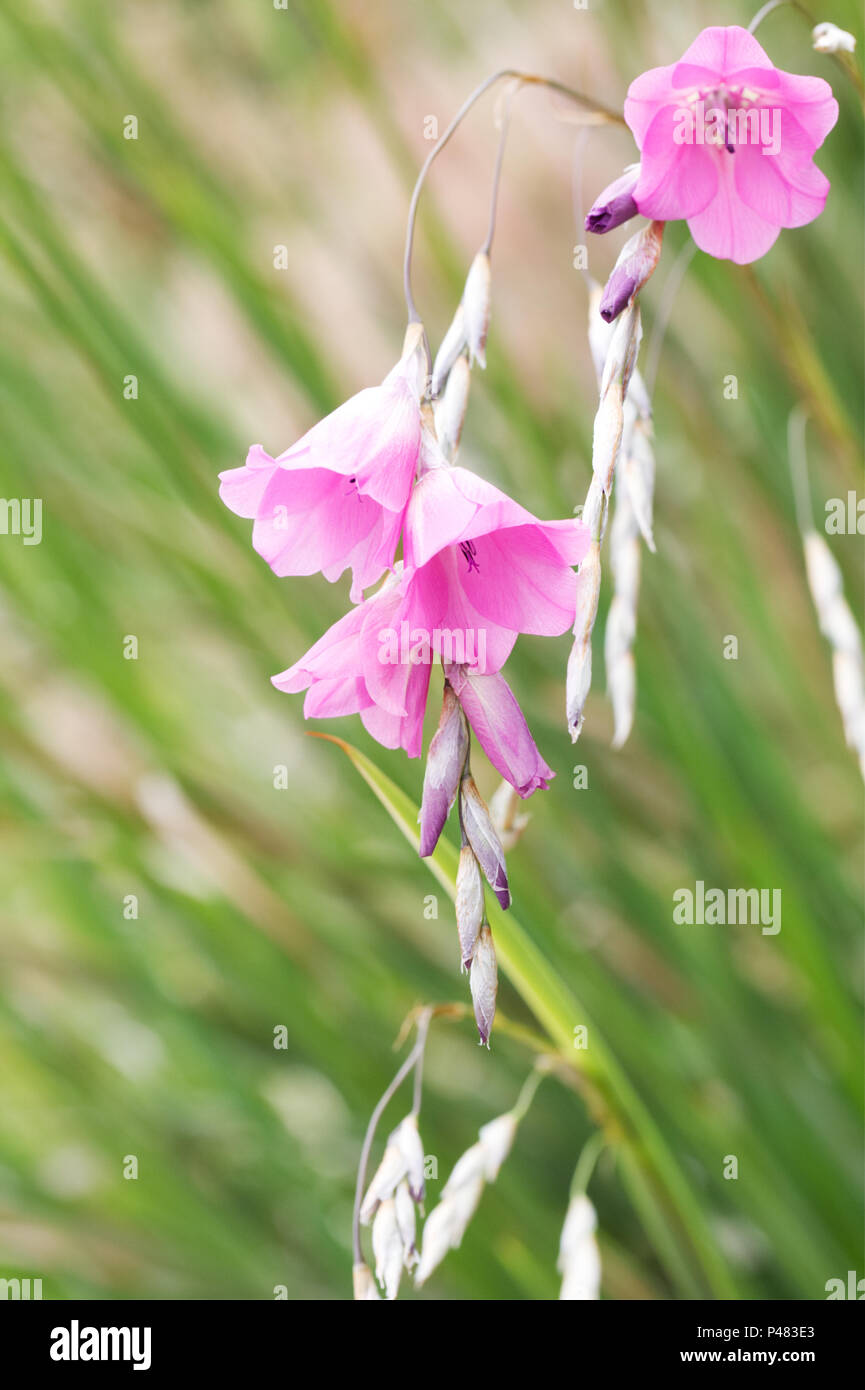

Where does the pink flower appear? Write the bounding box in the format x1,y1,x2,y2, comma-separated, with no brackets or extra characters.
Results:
624,25,838,264
344,464,588,747
398,463,589,661
446,665,554,798
271,465,585,788
271,573,431,758
219,347,425,603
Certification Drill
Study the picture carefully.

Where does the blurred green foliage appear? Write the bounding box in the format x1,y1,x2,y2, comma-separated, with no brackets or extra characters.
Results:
0,0,862,1300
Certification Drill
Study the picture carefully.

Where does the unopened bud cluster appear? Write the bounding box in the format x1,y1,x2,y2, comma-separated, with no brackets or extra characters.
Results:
359,1113,426,1299
419,680,509,1046
415,1111,517,1285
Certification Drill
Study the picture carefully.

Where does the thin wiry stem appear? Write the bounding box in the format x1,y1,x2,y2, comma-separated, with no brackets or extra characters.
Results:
510,1058,550,1122
748,0,791,33
403,69,625,324
480,81,521,257
570,1129,608,1197
411,1008,432,1116
352,1007,432,1264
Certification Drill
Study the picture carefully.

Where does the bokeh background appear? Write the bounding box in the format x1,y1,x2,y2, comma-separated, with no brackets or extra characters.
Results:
0,0,862,1301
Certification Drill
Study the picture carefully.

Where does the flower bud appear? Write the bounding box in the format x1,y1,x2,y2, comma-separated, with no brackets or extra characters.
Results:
401,319,429,400
431,303,467,398
414,1194,467,1287
352,1261,381,1300
414,1109,517,1288
463,251,491,368
470,923,498,1046
372,1197,404,1299
415,1147,486,1286
459,776,510,909
392,1113,426,1204
455,845,484,969
359,1140,406,1224
812,22,855,53
419,683,469,857
622,415,656,552
599,220,664,324
444,1142,487,1193
489,778,530,851
566,636,592,743
359,1112,425,1221
477,1112,517,1180
585,165,640,234
557,1193,601,1300
395,1179,419,1268
433,351,471,461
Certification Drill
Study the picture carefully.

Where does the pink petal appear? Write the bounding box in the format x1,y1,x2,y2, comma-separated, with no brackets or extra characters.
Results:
773,72,839,148
297,367,421,512
407,554,519,674
271,603,366,693
673,25,775,87
218,445,279,518
360,660,431,758
452,524,581,638
633,108,719,220
403,467,482,570
253,468,382,584
446,667,554,797
624,63,678,147
303,677,370,719
686,154,780,263
734,123,829,230
360,579,419,719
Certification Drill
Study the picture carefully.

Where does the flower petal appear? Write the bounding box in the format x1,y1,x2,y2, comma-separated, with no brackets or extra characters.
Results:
360,660,431,758
633,107,719,220
686,153,780,263
734,120,829,229
624,63,678,147
447,667,554,797
773,73,838,148
453,524,581,638
673,25,776,87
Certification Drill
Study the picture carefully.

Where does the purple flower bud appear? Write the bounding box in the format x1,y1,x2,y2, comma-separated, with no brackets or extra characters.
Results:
585,166,640,235
599,264,641,323
599,220,665,324
419,683,469,857
459,776,510,910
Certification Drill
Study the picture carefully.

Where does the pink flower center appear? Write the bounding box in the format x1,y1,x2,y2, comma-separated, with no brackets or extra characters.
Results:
677,83,772,154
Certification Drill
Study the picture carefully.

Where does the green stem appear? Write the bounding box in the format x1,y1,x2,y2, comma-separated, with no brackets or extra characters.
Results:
570,1130,607,1197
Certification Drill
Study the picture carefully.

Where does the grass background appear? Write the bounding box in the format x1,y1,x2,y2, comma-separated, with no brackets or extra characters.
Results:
0,0,862,1300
